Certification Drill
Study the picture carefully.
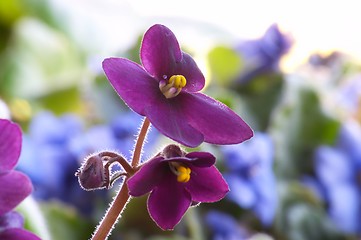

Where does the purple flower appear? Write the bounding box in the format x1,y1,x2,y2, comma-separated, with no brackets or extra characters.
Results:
235,24,292,83
0,119,40,240
103,24,253,148
220,133,277,226
127,144,229,230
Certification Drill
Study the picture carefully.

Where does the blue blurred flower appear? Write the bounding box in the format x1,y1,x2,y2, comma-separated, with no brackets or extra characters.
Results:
17,111,159,214
235,24,292,84
206,210,247,240
16,112,97,214
314,120,361,234
220,133,277,226
337,74,361,117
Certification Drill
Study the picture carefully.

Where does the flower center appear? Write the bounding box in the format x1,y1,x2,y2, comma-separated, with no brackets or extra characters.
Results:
159,75,187,99
169,162,191,183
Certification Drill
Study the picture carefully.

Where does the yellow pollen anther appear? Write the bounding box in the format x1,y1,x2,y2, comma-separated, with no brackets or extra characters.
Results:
176,166,191,183
159,75,187,99
169,75,187,88
169,163,191,183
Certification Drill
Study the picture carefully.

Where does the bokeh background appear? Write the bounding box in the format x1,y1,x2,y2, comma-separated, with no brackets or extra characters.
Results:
1,0,361,239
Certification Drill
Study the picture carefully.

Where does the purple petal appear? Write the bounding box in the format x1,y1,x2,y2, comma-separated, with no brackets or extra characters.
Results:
141,24,181,78
0,171,33,215
0,119,22,173
163,152,215,167
140,24,205,92
0,228,40,240
173,52,205,92
185,165,229,202
185,152,216,167
102,57,160,115
147,170,192,230
145,99,204,148
127,157,166,197
178,92,253,145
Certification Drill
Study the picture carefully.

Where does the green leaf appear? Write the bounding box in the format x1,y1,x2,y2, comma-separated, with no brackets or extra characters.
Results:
37,86,83,115
207,45,243,86
236,73,284,131
275,182,347,240
40,202,94,240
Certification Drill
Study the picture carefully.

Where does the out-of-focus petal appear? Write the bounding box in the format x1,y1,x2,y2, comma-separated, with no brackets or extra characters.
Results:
206,210,247,240
315,146,353,185
0,228,40,240
145,99,204,148
0,171,32,215
29,112,82,145
251,169,277,226
0,119,21,173
178,92,253,145
147,170,192,230
185,165,229,202
328,184,360,234
102,57,160,115
338,120,361,165
0,211,24,230
224,174,256,208
127,157,165,197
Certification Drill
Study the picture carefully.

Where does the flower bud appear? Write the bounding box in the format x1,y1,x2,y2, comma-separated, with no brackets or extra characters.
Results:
76,154,108,191
161,144,186,158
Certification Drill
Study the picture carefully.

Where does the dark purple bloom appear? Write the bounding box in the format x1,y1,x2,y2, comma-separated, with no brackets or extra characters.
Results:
0,119,40,240
127,144,229,230
103,24,253,148
220,133,277,226
235,24,292,83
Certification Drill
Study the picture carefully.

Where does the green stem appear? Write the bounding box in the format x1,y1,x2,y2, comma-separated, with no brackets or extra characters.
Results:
91,117,150,240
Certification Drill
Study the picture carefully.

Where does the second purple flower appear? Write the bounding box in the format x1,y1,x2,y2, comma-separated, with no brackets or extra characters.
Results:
127,144,229,230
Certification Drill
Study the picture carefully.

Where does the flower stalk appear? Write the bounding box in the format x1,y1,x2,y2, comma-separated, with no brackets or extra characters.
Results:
91,117,150,240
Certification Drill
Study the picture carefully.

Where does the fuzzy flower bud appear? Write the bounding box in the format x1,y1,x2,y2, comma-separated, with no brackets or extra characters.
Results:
76,154,107,191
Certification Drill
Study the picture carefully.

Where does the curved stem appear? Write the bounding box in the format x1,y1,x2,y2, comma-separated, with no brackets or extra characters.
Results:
100,151,134,174
91,117,150,240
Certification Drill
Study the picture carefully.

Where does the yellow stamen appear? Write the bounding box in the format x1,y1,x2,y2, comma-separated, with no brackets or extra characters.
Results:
169,75,187,88
169,162,191,183
176,166,191,183
159,75,187,98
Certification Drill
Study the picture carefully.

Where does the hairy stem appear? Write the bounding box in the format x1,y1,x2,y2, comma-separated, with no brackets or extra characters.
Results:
131,117,151,168
91,117,150,240
91,182,130,240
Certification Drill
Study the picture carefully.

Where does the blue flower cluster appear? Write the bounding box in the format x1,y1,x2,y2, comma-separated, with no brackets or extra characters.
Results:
17,111,158,215
312,120,361,234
